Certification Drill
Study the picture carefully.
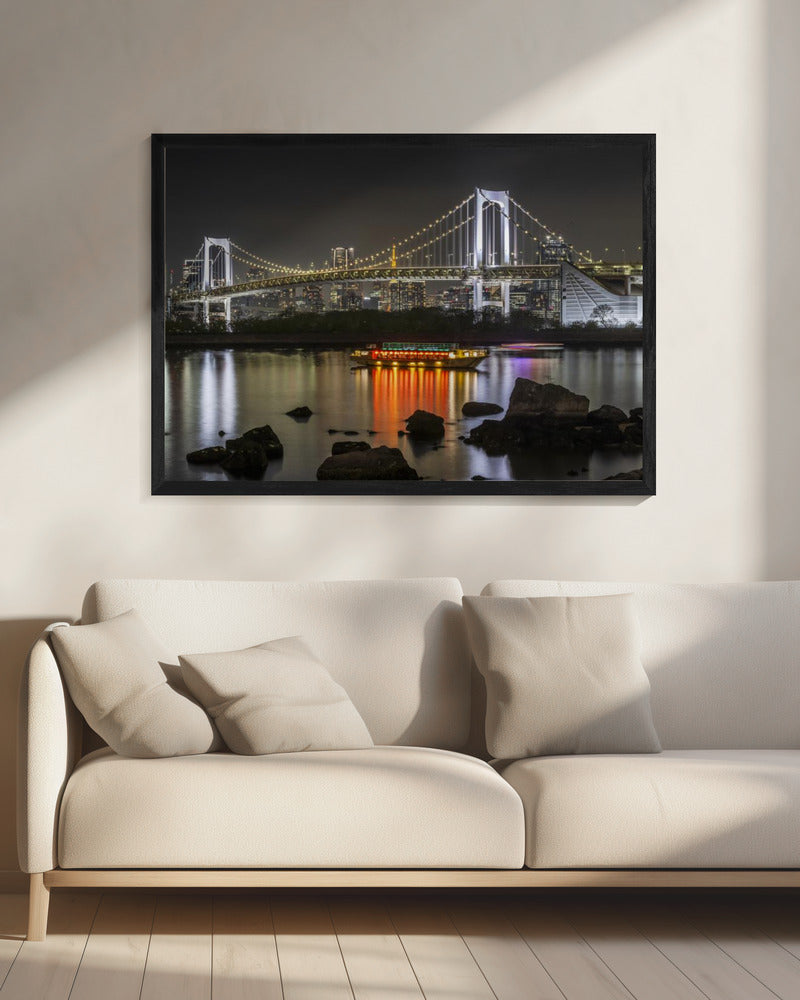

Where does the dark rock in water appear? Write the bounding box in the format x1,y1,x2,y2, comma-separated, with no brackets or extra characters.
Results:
605,468,643,481
508,378,589,421
587,404,627,424
317,445,419,481
220,441,269,478
462,401,504,417
218,430,225,437
471,474,488,481
328,428,340,434
397,430,405,436
572,425,599,448
186,446,226,465
343,429,359,436
286,405,313,419
629,407,643,421
332,440,370,455
466,414,551,454
239,424,284,458
367,429,377,435
405,409,445,440
595,423,625,446
623,422,643,446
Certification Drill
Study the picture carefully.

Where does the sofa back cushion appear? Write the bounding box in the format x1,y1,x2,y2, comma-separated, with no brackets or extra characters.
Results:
81,578,470,749
483,580,800,750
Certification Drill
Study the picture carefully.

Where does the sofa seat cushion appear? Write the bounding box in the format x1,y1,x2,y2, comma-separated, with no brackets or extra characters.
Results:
499,750,800,868
58,746,525,869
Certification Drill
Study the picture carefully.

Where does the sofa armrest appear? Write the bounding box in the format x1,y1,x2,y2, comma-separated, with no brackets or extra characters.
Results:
17,625,83,873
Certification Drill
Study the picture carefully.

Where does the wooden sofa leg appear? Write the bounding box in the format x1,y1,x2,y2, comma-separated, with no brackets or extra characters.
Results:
27,873,50,942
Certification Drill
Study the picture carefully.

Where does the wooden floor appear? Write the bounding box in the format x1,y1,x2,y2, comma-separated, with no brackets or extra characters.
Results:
2,889,800,999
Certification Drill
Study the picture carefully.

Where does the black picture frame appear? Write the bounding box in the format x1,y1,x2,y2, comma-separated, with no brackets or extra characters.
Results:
152,133,655,496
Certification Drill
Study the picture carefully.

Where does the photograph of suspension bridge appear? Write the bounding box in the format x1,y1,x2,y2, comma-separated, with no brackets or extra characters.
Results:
153,134,654,494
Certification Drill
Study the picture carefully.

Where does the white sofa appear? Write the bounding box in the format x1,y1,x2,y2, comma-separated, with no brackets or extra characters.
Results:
18,576,800,941
484,580,800,871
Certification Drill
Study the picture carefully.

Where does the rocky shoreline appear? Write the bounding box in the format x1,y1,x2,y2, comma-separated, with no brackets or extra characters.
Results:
184,376,643,482
462,379,643,456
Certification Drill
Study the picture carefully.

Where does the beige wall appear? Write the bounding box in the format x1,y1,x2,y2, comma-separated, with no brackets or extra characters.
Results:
0,0,797,873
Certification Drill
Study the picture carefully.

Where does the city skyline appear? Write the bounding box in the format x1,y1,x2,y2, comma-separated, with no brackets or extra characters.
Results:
164,137,645,281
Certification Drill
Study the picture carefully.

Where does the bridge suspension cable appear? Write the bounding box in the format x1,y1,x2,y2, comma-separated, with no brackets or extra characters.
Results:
396,212,475,267
508,196,593,264
351,193,475,267
230,241,305,274
182,188,595,296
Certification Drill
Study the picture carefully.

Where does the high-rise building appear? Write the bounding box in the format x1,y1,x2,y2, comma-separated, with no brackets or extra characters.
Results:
182,259,202,290
388,280,426,311
330,248,356,310
343,283,363,310
299,283,324,313
540,236,574,265
330,246,355,269
439,284,471,311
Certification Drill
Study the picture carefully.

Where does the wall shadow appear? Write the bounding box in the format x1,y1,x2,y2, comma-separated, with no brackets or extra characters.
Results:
0,0,690,405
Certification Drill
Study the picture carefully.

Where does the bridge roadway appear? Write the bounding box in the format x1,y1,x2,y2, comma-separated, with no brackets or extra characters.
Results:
171,263,642,303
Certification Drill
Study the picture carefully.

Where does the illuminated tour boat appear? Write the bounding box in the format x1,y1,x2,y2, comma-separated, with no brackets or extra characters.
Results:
351,342,489,370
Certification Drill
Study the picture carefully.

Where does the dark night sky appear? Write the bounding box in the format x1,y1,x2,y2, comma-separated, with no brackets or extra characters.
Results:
164,137,646,278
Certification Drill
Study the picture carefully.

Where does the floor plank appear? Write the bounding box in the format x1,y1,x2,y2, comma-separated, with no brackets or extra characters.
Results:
746,895,800,962
1,888,799,1000
0,890,100,1000
139,894,213,1000
448,900,566,1000
211,895,282,1000
387,899,496,1000
508,899,637,1000
69,893,155,1000
562,899,708,1000
630,900,779,1000
272,895,353,1000
329,897,423,1000
0,894,27,989
679,899,800,1000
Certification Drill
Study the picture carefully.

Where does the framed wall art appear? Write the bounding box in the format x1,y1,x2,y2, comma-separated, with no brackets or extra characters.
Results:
152,133,654,495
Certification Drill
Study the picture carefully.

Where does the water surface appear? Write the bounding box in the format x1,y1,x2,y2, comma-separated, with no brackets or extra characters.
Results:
164,346,643,483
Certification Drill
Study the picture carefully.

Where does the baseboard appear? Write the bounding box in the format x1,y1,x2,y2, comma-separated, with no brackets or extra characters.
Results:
0,871,28,893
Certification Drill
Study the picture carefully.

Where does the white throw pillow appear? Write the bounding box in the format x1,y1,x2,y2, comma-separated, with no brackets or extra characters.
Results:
462,593,661,758
50,610,221,758
178,636,375,755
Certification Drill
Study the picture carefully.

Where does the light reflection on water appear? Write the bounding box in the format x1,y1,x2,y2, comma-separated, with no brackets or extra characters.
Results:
164,347,643,483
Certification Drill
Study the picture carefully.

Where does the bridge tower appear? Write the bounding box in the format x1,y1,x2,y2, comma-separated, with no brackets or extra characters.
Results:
472,188,511,316
201,237,233,326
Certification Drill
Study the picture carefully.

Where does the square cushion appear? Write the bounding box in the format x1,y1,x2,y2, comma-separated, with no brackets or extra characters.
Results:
50,610,220,758
81,578,470,749
178,637,374,754
462,593,661,758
